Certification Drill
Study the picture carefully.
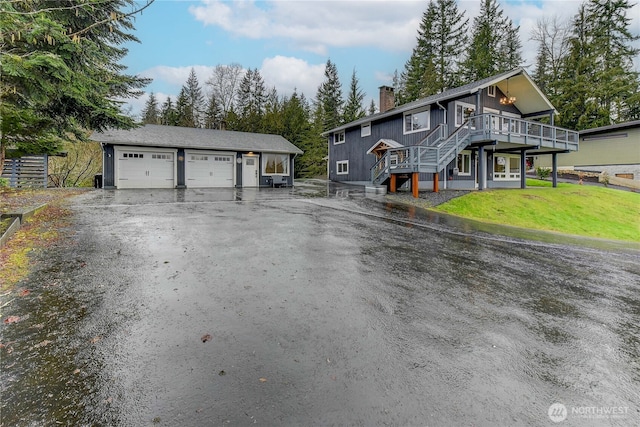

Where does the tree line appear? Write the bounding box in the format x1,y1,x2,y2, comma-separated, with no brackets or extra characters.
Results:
2,0,637,179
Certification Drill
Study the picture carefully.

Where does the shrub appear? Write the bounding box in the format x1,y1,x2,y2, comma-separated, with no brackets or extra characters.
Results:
0,178,9,188
536,166,551,180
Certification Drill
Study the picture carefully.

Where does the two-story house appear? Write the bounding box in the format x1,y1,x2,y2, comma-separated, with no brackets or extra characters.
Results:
324,68,579,197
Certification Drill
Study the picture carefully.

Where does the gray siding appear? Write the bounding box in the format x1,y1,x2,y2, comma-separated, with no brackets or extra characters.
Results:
103,145,115,188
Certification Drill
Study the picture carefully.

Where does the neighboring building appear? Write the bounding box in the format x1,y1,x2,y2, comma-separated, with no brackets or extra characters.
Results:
534,120,640,181
324,68,579,197
91,124,303,189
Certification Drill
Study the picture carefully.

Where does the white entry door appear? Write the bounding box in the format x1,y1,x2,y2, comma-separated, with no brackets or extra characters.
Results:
242,155,259,187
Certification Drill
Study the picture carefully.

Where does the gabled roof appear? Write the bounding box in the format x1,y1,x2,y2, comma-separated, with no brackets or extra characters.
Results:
366,138,403,154
91,124,303,154
323,67,556,135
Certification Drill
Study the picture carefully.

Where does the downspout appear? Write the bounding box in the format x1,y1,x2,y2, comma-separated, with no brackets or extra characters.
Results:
436,101,447,190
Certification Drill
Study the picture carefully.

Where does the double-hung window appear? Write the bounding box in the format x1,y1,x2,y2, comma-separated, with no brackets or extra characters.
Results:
403,107,430,134
334,131,345,145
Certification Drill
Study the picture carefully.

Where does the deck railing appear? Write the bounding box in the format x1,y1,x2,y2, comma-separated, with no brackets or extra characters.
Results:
370,115,578,184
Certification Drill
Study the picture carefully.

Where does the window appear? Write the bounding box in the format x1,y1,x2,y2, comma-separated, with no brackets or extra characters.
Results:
493,155,521,180
403,107,430,134
263,153,289,175
456,151,471,176
214,156,231,162
190,155,208,161
455,102,475,127
361,123,371,137
334,131,345,144
336,160,349,175
123,152,144,159
152,153,171,160
488,85,496,97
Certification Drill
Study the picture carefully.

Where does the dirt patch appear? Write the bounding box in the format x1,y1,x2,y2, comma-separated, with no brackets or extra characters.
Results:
1,188,88,215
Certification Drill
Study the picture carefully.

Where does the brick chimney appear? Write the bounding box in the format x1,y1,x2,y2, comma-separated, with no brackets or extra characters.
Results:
379,85,395,113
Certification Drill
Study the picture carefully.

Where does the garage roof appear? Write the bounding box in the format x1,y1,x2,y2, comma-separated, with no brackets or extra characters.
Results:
91,124,303,155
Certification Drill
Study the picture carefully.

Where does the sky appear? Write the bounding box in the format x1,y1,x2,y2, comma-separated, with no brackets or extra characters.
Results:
121,0,640,118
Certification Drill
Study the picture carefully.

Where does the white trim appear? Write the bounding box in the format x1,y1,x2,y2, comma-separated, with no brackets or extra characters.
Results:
456,150,472,176
185,149,236,188
262,153,290,176
455,102,476,127
336,160,349,175
242,154,259,187
361,122,371,137
115,145,177,189
334,131,345,145
403,107,430,134
488,85,496,97
493,154,521,181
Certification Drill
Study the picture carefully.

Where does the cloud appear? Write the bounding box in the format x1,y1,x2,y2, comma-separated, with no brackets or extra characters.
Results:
189,0,422,53
139,65,217,89
260,56,326,98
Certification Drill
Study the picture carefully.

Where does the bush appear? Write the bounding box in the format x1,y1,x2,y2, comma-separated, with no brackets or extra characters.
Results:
536,166,551,180
0,177,9,188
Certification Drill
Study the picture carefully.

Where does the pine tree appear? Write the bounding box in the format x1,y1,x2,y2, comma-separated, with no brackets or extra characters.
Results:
174,87,194,128
461,0,521,82
316,59,343,132
141,92,160,124
203,92,222,129
160,97,176,126
401,1,438,102
0,0,152,170
183,68,205,128
342,69,366,123
368,99,377,115
237,68,266,133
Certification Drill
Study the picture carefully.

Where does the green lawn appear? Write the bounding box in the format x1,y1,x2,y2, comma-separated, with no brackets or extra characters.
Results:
433,179,640,242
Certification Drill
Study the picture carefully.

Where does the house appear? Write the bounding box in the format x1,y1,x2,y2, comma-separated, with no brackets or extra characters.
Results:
91,124,303,189
324,68,579,197
534,120,640,181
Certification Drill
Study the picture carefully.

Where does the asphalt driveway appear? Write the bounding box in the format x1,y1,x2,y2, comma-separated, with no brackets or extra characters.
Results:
1,183,639,426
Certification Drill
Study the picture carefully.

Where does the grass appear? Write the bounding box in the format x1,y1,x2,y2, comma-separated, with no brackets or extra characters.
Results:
433,179,640,242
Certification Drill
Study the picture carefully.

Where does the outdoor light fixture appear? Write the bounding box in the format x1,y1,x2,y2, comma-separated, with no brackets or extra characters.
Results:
500,78,516,105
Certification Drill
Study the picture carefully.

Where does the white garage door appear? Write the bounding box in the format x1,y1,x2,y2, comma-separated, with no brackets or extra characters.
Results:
116,148,175,189
186,151,234,188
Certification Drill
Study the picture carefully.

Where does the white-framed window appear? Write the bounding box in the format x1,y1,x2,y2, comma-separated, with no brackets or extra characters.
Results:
488,85,496,97
334,131,345,145
483,107,500,130
336,160,349,175
263,153,290,176
361,123,371,137
403,107,430,134
493,154,521,180
502,111,521,134
456,151,472,176
455,102,476,127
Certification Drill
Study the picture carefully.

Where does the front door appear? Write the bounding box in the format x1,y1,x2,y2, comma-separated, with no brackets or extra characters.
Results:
242,155,259,187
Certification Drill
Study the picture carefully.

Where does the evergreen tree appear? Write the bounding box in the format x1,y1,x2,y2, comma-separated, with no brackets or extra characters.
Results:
183,68,205,127
368,99,377,115
316,59,343,132
141,92,160,124
0,0,152,170
262,87,283,135
461,0,522,82
401,1,438,102
174,87,194,128
237,68,266,133
160,96,176,126
203,92,222,129
342,69,366,123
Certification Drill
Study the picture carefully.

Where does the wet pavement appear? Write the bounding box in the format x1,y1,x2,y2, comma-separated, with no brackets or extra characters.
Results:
1,181,639,426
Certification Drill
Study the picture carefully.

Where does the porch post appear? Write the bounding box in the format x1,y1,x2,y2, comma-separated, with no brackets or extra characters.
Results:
433,172,439,193
412,172,419,198
478,146,485,190
390,174,397,193
520,149,527,189
552,153,558,188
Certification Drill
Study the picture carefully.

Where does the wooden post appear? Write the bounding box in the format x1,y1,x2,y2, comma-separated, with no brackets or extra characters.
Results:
390,174,397,193
552,153,558,188
433,172,439,193
412,172,419,198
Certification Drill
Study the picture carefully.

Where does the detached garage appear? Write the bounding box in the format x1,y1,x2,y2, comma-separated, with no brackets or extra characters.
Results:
92,125,303,189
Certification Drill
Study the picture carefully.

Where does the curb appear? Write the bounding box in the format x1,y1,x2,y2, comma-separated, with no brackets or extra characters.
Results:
0,204,48,248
